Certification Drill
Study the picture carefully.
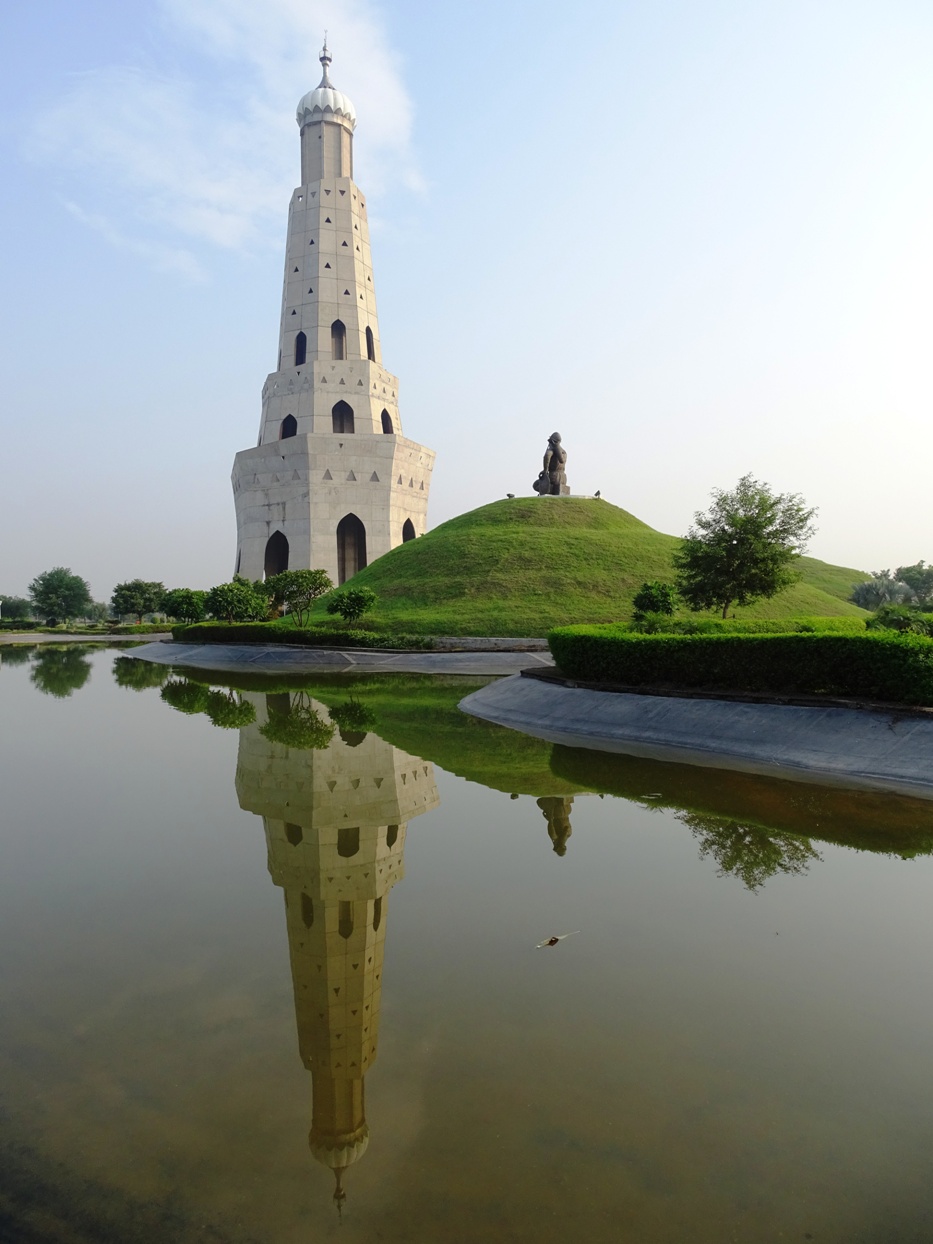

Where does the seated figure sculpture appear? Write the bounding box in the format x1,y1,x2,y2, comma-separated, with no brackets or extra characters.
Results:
533,432,569,496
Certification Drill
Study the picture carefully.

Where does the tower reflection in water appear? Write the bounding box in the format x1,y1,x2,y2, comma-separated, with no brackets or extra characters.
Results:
234,691,439,1204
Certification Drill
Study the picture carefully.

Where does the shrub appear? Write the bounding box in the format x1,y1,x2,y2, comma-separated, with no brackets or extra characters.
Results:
163,588,207,624
634,616,865,636
170,621,431,649
204,579,268,623
546,626,933,706
632,581,677,619
866,605,933,637
326,586,377,625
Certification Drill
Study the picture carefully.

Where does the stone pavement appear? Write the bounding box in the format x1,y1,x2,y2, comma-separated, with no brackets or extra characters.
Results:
127,640,554,677
460,674,933,799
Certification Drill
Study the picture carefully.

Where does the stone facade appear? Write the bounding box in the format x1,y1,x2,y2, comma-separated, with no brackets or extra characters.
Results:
231,46,434,585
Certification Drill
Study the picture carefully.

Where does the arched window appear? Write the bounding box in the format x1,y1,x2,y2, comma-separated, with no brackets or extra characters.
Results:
381,409,393,434
294,331,307,366
372,896,383,932
336,513,367,584
280,414,297,439
332,401,354,434
402,519,416,542
338,901,353,940
264,530,289,578
337,826,360,858
386,824,399,849
366,326,376,361
286,823,303,846
301,893,314,928
331,319,346,360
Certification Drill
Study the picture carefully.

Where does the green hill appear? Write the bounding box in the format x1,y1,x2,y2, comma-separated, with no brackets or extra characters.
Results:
311,497,869,637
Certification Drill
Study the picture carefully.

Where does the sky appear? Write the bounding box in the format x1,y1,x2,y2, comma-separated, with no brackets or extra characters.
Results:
1,0,932,602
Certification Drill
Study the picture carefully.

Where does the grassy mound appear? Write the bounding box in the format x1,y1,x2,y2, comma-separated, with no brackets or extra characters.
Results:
309,497,868,636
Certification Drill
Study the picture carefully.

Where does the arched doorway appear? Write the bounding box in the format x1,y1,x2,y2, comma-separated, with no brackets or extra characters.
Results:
402,518,416,542
280,414,297,439
331,319,346,360
332,400,354,434
264,530,289,578
366,326,376,361
381,409,393,434
336,513,366,584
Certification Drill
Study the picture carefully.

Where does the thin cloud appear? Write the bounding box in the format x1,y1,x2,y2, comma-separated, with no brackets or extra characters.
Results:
30,0,420,270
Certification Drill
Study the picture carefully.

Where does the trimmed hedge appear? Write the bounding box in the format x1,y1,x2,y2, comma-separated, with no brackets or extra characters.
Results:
547,627,933,706
634,616,867,635
171,621,433,650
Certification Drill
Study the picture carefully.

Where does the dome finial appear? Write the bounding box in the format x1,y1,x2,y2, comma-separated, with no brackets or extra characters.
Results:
319,35,333,88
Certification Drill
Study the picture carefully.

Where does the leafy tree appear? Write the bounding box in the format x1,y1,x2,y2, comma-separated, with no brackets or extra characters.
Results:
29,646,93,698
113,655,169,691
632,581,677,619
28,567,93,624
205,579,268,622
160,679,211,715
680,811,821,892
849,571,912,611
265,568,333,626
86,601,110,624
162,588,208,623
0,595,33,620
673,475,817,618
259,693,335,750
326,586,377,626
203,690,256,729
895,561,933,608
111,579,165,624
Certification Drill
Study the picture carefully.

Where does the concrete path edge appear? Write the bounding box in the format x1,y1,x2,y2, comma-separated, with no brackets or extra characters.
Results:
459,674,933,799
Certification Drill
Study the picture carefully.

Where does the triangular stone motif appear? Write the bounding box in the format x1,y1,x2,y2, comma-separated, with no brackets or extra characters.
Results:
325,189,331,194
341,241,348,247
323,470,333,480
370,472,379,482
420,481,424,490
293,266,298,272
339,189,346,195
350,778,360,789
373,777,383,787
347,470,356,481
325,217,331,222
291,309,296,315
324,262,331,268
327,780,337,790
409,478,414,487
344,289,350,294
339,377,346,384
309,239,314,245
397,475,403,484
357,379,363,385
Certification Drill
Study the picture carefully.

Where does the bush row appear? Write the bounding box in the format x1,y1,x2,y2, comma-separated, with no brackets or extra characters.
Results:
631,615,866,635
171,621,433,650
546,626,933,706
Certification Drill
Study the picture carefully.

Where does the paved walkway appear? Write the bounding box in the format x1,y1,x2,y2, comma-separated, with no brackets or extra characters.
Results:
127,640,554,677
460,674,933,798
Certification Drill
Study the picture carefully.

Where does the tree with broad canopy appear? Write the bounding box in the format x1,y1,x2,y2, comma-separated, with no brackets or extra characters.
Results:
673,475,817,619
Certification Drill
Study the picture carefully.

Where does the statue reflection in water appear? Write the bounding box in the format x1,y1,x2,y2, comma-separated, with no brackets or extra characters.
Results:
234,691,439,1207
536,796,574,856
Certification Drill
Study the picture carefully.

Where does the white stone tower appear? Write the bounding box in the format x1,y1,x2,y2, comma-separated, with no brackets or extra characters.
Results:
231,44,435,585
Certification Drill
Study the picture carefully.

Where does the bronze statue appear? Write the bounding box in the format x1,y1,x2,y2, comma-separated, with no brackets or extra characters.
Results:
533,432,569,496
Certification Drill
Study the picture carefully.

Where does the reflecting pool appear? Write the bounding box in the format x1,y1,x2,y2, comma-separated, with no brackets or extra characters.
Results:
2,644,933,1242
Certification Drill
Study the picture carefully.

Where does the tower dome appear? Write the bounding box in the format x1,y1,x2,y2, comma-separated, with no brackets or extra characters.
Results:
297,43,357,128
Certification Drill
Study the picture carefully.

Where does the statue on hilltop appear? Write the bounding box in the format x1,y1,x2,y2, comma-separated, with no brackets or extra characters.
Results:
533,432,569,496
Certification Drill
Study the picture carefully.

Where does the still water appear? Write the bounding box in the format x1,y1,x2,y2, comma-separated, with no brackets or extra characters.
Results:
2,644,933,1243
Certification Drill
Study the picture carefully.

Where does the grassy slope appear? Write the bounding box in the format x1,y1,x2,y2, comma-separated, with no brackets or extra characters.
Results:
310,497,869,636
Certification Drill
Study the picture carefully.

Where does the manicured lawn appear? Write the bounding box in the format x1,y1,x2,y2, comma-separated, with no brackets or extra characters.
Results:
306,497,869,636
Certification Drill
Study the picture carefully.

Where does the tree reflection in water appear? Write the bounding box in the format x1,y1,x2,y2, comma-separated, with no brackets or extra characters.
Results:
678,810,821,892
29,646,93,698
112,655,169,691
